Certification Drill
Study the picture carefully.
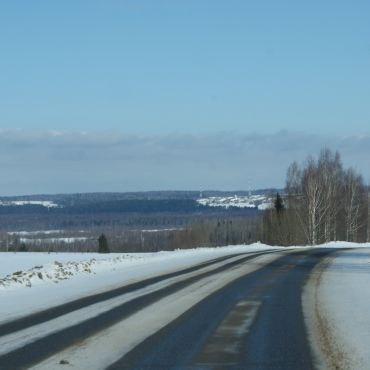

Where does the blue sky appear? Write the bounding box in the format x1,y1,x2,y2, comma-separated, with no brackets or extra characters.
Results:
0,1,370,194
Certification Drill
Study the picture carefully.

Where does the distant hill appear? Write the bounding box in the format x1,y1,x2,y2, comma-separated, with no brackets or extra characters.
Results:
0,189,280,204
0,190,279,231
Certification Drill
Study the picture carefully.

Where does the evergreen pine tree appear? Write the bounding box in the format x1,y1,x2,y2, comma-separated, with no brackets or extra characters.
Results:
274,193,284,213
98,233,110,253
19,243,28,252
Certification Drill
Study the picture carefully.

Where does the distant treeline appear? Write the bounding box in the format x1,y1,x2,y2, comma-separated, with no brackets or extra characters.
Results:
0,199,262,215
0,206,259,232
105,217,260,252
0,189,276,204
1,216,261,253
0,199,201,214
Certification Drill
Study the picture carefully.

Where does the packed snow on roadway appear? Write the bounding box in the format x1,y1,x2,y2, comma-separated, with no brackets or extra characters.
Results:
0,241,369,370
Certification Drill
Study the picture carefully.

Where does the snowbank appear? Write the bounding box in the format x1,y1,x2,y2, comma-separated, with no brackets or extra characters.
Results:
0,244,271,285
304,247,370,370
313,241,370,249
317,248,370,369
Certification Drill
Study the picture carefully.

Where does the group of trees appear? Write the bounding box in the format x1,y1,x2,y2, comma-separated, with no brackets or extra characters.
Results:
0,216,260,253
262,149,369,245
94,217,260,253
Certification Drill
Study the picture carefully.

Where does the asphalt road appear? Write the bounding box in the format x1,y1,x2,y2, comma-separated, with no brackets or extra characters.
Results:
108,248,337,370
0,248,339,369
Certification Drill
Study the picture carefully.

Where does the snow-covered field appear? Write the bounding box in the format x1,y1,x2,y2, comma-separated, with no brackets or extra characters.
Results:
0,200,59,208
196,194,273,210
8,230,64,236
7,229,90,246
19,237,91,245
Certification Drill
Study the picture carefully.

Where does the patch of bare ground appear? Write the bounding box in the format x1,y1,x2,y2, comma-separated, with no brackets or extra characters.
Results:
303,256,352,370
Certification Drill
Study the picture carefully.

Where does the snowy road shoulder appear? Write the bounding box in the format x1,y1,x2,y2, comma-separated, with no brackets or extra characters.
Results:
303,247,370,370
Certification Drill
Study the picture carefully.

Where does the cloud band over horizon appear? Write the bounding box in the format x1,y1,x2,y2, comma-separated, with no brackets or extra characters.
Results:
0,129,369,196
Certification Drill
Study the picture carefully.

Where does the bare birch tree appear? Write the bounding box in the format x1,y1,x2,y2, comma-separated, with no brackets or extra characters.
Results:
317,149,343,242
301,158,329,245
343,168,365,242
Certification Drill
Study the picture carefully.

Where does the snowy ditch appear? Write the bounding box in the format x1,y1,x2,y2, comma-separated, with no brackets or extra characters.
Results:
0,254,134,289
